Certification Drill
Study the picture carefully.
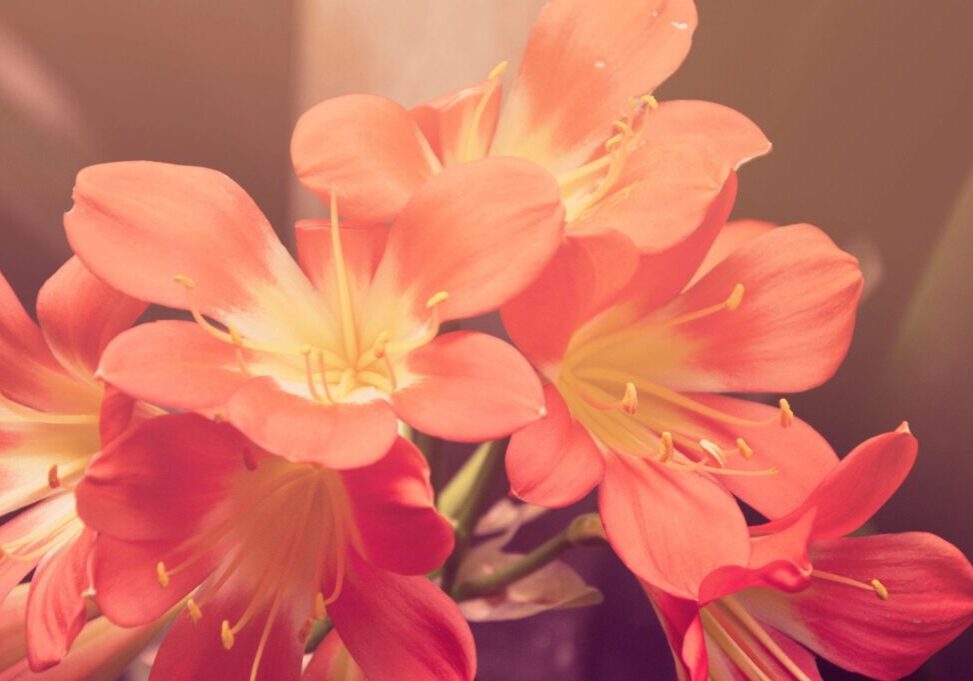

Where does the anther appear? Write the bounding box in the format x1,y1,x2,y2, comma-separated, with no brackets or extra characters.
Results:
779,399,794,428
426,291,449,309
612,120,634,137
221,620,235,650
242,446,259,471
488,60,509,80
47,465,60,489
735,438,754,460
699,439,726,467
641,94,660,110
871,578,889,601
173,274,197,289
156,561,170,589
314,592,327,620
187,598,203,623
725,283,745,311
621,382,638,415
658,431,675,462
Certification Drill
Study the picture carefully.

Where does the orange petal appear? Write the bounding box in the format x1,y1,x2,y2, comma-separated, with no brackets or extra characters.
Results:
411,79,502,166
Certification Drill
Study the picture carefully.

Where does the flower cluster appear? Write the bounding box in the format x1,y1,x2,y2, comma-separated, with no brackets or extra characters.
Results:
1,1,971,680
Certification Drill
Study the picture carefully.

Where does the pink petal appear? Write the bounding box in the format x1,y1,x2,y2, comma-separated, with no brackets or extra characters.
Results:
740,532,973,679
492,0,697,174
647,224,863,394
24,529,95,671
411,79,501,166
0,272,89,413
392,332,545,443
506,386,605,507
295,219,388,294
687,220,776,288
374,157,564,322
36,257,145,382
98,321,252,412
340,437,454,575
65,161,325,343
328,553,476,681
754,426,917,541
502,229,640,370
645,586,708,681
226,377,398,468
292,94,439,223
599,453,750,600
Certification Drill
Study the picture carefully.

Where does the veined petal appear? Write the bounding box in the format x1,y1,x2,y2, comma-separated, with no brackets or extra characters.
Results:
292,95,440,223
411,80,502,166
36,257,145,383
374,157,564,322
492,0,698,174
65,161,327,346
340,437,454,575
502,230,640,371
392,332,545,443
506,385,605,508
25,529,95,671
149,577,306,681
0,272,90,413
599,453,750,600
644,224,863,394
739,533,973,680
754,427,917,541
226,377,398,468
328,553,476,681
98,321,254,412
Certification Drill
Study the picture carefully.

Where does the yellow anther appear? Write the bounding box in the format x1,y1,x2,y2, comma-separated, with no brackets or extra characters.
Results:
736,437,754,460
315,592,327,620
604,133,624,150
725,283,745,311
426,291,449,309
612,120,634,136
156,561,170,589
221,620,235,650
47,465,60,489
621,382,638,415
641,94,660,110
871,578,889,601
372,330,391,359
658,431,675,462
187,598,203,623
699,439,726,467
173,274,197,289
488,60,509,80
779,399,794,428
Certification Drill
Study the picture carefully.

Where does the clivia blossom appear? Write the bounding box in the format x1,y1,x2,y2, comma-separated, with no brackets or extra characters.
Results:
291,0,770,262
64,157,561,466
0,258,144,670
646,426,973,680
501,219,864,598
75,413,476,681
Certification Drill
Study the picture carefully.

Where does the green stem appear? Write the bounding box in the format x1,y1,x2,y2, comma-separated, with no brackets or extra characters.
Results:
304,617,333,653
439,438,507,593
450,513,605,602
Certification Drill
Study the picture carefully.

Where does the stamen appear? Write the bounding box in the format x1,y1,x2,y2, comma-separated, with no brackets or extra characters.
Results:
699,439,726,467
700,609,774,681
228,325,254,376
301,346,324,403
461,61,508,161
661,283,744,328
658,431,674,462
371,330,390,359
221,619,235,650
812,570,889,600
426,291,449,308
736,438,754,460
641,94,660,111
315,351,337,403
187,598,203,624
157,561,170,589
329,192,360,362
779,399,794,428
621,382,638,415
315,592,327,620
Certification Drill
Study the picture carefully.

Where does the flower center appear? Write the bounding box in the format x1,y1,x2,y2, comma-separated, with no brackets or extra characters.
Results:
173,196,447,404
558,284,792,477
156,457,352,681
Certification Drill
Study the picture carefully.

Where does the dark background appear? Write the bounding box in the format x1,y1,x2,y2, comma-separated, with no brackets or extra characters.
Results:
0,2,970,678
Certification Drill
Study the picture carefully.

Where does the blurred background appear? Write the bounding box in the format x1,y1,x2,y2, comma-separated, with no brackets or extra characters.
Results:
0,1,971,678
